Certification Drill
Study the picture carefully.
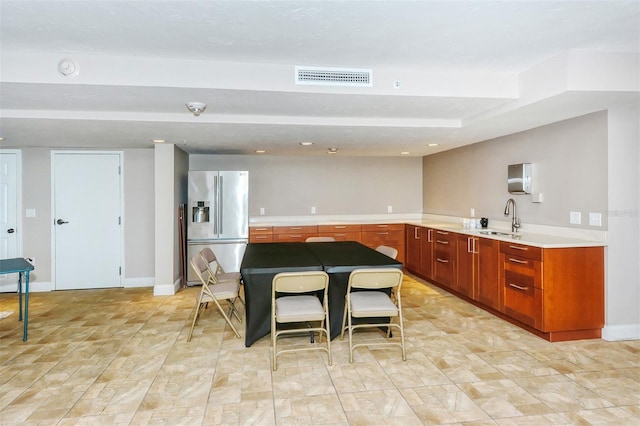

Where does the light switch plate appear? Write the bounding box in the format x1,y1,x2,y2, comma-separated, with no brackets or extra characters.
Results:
26,209,36,218
570,211,581,224
589,212,602,226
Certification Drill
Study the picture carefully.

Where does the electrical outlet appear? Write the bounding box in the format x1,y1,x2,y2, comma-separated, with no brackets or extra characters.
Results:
387,205,393,213
570,211,581,225
311,206,316,214
259,207,265,216
589,212,602,226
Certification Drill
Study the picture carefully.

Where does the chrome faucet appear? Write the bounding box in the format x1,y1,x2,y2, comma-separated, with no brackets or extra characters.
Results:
504,198,521,232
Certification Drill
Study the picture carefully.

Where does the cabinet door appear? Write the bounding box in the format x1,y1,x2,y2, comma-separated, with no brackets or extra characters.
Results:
455,234,475,298
477,237,499,309
405,225,422,271
420,228,434,280
433,230,456,288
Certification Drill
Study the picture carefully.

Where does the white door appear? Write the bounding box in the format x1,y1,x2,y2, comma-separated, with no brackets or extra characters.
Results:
53,152,123,290
0,151,20,289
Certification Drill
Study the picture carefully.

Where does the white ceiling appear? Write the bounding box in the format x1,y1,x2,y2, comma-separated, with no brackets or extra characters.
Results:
1,0,638,156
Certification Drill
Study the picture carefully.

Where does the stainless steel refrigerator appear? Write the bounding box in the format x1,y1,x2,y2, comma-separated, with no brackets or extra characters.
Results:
186,171,248,284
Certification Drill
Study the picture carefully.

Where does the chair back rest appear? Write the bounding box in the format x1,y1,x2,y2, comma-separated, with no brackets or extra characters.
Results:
305,236,336,242
375,245,398,259
348,268,403,291
200,247,225,274
200,247,216,264
191,256,210,285
272,271,329,296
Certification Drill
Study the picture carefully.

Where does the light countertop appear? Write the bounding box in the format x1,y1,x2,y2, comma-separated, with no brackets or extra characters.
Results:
250,216,606,249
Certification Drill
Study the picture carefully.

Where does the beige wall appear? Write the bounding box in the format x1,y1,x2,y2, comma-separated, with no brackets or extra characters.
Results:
153,144,188,295
423,111,608,229
190,155,423,218
123,149,155,280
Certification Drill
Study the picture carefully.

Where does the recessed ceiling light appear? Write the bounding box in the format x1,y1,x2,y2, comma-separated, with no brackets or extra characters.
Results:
427,143,439,147
401,151,410,155
327,148,338,154
255,150,266,154
300,142,313,146
0,137,5,141
152,139,166,143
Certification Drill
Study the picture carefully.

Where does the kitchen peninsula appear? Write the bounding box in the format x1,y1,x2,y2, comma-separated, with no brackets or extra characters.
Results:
250,218,605,342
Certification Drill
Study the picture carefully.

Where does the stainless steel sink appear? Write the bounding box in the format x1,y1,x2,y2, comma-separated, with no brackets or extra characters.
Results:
478,230,512,236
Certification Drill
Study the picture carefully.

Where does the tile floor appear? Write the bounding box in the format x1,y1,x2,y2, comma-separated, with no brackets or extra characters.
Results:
0,274,638,425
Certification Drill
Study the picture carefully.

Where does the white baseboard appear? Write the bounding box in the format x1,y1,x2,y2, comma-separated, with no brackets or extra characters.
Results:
123,277,154,288
153,278,182,296
602,323,640,341
0,281,53,293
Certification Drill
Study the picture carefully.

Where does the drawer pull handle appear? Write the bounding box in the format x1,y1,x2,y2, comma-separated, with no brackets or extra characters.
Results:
377,232,389,235
290,227,302,230
255,236,268,239
509,245,528,251
335,226,346,229
508,257,528,264
436,230,449,235
427,229,433,242
508,283,529,291
291,234,302,237
436,240,449,245
377,225,389,228
436,258,449,263
335,233,345,236
254,228,268,231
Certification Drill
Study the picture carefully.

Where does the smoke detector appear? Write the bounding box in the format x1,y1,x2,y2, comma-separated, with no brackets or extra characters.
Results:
186,102,207,116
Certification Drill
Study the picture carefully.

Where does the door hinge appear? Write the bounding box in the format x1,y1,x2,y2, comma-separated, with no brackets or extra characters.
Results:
119,266,122,276
118,166,121,175
118,216,121,225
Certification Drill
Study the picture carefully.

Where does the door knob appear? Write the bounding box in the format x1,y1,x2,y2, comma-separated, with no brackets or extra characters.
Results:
7,228,15,233
56,219,69,225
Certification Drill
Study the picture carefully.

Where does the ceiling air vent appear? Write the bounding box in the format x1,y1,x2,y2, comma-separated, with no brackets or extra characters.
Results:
295,66,373,87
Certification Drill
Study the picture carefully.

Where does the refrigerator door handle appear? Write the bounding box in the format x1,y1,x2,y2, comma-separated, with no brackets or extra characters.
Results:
213,175,218,235
219,176,223,235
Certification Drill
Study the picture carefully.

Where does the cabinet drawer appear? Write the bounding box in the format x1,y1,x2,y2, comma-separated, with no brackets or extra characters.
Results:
249,226,272,235
500,242,542,261
321,231,361,241
318,224,361,233
361,223,404,232
273,225,318,234
361,230,404,246
274,233,316,242
249,234,273,243
502,253,542,288
503,270,543,328
433,229,455,244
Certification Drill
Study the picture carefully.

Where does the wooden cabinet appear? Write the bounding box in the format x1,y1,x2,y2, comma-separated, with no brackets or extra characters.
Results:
272,225,318,242
420,228,434,281
405,225,435,280
317,224,361,241
455,234,500,307
475,237,500,310
501,242,543,328
433,230,456,287
361,223,405,264
455,234,475,298
500,242,604,341
249,226,273,243
405,225,422,272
